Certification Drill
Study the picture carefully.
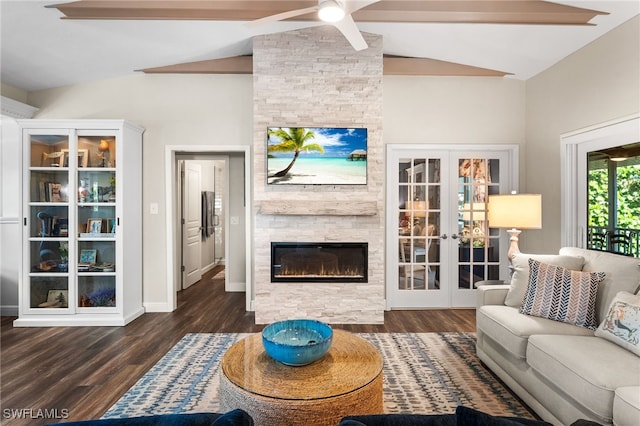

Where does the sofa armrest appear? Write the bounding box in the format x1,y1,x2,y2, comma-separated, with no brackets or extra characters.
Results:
476,285,510,308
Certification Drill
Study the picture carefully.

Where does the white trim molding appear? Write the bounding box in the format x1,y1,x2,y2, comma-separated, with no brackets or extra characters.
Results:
164,145,253,313
1,96,38,119
560,114,640,248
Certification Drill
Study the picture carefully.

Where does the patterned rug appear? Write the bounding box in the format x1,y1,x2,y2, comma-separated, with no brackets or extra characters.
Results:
103,333,534,419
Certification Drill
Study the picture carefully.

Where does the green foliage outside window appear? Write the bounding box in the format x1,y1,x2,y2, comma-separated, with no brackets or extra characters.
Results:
588,164,640,229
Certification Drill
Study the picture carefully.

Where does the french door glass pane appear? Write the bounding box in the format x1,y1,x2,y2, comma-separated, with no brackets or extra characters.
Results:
457,158,500,289
397,157,441,292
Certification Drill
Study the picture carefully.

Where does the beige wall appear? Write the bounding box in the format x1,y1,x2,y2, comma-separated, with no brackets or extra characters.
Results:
525,15,640,253
21,71,526,311
27,74,253,309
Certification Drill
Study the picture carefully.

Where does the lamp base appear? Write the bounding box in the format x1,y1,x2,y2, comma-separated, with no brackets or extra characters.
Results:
506,228,522,263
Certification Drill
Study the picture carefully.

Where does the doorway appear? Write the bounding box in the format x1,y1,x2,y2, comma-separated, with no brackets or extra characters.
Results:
178,157,227,290
165,145,252,312
561,115,640,252
386,144,517,309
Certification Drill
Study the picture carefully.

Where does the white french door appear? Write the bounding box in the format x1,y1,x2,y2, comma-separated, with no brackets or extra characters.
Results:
386,145,517,309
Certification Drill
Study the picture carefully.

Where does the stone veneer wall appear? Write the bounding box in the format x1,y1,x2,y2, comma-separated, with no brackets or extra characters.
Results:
253,26,385,324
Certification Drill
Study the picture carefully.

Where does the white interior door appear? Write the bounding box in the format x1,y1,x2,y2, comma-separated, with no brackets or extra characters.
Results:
182,161,202,289
387,145,516,309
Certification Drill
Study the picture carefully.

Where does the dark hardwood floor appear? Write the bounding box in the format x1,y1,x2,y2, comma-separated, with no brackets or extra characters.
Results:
0,266,475,425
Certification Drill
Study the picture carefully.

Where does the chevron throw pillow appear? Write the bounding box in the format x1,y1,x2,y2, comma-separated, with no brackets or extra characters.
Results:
520,259,606,329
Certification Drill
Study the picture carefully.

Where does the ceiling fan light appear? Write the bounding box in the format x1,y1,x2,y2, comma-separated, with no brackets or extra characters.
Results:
318,0,345,23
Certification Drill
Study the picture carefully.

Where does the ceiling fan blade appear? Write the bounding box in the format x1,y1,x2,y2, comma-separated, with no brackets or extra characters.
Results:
342,0,380,14
248,5,319,27
332,14,367,51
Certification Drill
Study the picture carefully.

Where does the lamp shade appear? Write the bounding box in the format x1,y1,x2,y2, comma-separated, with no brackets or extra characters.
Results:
487,194,542,229
99,139,110,152
410,200,427,217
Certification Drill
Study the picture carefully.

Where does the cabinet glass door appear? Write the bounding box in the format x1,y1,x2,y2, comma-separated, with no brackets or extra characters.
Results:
26,132,71,311
76,134,117,310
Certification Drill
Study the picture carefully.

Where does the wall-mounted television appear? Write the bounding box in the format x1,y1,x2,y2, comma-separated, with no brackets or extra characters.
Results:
267,127,367,185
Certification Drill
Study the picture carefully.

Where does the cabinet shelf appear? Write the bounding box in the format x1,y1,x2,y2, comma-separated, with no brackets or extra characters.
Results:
29,202,69,206
78,202,116,207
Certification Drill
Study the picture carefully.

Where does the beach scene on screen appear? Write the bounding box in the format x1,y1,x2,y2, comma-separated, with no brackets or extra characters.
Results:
267,127,367,185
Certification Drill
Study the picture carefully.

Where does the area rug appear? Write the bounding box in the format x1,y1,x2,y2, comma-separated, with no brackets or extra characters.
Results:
103,333,534,419
211,268,225,280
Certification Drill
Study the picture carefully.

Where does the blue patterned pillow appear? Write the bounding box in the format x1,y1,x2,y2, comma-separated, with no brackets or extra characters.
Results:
520,259,606,329
595,291,640,356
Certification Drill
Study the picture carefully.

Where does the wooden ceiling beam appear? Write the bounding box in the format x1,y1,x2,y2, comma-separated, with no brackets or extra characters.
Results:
383,55,510,77
140,54,510,77
50,1,606,25
140,55,253,74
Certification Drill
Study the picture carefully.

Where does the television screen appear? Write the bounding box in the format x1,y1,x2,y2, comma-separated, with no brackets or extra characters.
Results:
267,127,367,185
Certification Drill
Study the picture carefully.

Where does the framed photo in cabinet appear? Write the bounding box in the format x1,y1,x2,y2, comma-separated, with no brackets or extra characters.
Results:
87,218,102,235
60,149,88,168
79,249,97,265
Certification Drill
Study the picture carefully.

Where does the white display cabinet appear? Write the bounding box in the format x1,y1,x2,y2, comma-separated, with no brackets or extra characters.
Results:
14,120,144,326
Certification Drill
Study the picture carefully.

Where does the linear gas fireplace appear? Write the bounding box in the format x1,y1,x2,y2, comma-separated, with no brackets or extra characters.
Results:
271,242,368,283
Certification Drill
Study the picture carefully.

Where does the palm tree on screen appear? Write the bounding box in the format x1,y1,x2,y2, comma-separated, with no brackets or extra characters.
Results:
267,127,325,177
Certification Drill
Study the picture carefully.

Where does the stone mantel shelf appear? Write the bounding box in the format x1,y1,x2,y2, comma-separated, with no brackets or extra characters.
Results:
259,200,378,216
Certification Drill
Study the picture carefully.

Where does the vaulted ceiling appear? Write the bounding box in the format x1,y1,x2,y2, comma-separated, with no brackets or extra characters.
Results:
1,1,638,92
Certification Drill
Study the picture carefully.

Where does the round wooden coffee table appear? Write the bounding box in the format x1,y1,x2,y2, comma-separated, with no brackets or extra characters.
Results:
219,329,383,426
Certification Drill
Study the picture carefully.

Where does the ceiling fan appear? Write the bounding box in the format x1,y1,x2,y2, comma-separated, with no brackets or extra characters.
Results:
248,0,381,51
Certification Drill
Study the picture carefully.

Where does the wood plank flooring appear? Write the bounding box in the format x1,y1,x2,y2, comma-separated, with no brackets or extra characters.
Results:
0,266,475,425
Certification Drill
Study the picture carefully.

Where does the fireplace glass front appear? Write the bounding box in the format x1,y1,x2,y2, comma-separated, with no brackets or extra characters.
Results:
271,242,368,283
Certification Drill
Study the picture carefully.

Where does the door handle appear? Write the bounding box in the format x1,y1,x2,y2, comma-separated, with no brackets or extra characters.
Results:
440,234,448,240
451,234,459,239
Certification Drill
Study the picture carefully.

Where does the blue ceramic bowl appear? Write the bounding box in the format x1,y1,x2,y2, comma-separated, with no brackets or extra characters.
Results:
262,319,333,366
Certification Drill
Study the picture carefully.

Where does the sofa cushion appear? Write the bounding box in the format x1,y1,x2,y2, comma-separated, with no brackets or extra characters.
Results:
595,291,640,356
338,406,551,426
506,253,585,308
520,259,605,329
455,406,551,426
526,335,640,423
559,247,640,322
477,305,593,359
613,386,640,426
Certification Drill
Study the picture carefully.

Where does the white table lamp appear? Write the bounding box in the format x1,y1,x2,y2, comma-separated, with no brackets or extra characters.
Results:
487,193,542,262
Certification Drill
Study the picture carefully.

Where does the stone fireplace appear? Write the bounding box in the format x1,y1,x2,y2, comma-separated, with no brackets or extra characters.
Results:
253,26,384,324
271,242,368,283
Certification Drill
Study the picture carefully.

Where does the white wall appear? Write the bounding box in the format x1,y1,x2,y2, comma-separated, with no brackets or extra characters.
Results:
525,15,640,253
0,117,21,315
383,75,527,190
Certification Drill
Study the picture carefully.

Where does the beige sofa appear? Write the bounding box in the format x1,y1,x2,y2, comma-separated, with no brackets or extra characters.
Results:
476,247,640,425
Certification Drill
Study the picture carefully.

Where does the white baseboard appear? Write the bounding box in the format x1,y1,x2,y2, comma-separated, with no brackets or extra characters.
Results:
143,302,175,313
226,281,246,292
